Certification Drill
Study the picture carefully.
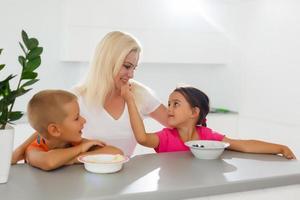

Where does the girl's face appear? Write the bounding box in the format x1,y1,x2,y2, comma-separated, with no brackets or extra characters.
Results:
114,51,139,90
167,91,196,127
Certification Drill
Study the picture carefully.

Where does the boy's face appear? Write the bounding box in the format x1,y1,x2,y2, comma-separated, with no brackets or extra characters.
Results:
57,100,86,143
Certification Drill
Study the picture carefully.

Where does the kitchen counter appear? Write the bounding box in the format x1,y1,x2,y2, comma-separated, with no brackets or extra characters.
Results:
1,151,300,200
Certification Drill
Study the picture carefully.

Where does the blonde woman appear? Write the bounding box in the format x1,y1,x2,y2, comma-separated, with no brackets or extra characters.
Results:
73,31,168,155
12,31,168,162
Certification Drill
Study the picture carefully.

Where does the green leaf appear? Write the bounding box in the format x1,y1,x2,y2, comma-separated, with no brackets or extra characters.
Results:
0,30,43,127
0,75,16,94
0,74,16,86
19,42,27,54
0,107,8,124
0,82,9,96
22,30,29,48
8,111,23,121
0,98,8,108
16,88,32,98
18,56,26,67
25,56,41,72
0,97,9,110
5,88,31,103
27,47,43,60
0,64,5,71
0,103,8,112
27,38,39,50
0,49,4,72
21,71,38,79
21,79,39,88
1,81,12,97
0,80,8,92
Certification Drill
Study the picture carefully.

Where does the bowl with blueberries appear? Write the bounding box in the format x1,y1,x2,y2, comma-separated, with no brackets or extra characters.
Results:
185,140,230,159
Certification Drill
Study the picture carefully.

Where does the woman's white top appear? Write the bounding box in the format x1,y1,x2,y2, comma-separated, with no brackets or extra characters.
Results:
78,84,161,156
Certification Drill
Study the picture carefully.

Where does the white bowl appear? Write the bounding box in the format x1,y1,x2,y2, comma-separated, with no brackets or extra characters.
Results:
78,154,129,173
185,140,230,160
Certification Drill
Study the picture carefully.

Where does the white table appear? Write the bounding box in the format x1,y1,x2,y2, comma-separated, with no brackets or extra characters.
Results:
1,151,300,200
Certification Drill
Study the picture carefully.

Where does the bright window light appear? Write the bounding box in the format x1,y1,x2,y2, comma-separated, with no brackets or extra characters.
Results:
168,0,202,16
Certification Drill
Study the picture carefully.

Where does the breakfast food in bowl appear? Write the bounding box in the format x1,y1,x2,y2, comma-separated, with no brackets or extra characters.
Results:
78,154,129,173
185,140,230,160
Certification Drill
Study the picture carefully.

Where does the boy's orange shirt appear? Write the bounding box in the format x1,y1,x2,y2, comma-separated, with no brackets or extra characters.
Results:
26,135,49,152
26,135,80,153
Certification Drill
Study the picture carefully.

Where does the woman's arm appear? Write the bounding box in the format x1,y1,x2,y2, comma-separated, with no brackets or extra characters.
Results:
222,137,296,159
149,104,169,127
121,84,159,148
11,132,38,164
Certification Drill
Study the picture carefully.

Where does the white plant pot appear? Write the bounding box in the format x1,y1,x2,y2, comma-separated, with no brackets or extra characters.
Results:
0,125,14,184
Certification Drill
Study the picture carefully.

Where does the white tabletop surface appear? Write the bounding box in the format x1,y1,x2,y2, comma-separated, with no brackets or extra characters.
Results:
1,151,300,200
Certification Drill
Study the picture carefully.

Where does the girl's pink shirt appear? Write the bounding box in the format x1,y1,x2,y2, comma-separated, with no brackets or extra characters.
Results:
154,126,225,153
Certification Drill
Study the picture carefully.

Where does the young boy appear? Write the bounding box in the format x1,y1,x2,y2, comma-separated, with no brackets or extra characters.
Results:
24,89,123,171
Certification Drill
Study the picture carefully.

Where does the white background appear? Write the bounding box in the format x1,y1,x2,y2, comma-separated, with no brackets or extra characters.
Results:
1,1,300,198
1,0,300,150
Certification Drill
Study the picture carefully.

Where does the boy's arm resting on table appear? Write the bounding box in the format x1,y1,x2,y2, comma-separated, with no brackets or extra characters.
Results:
11,132,38,164
26,140,105,171
222,136,296,159
26,146,82,171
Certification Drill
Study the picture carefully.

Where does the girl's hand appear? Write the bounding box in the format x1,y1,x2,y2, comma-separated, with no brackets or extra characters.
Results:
80,139,106,153
121,83,133,101
280,145,296,159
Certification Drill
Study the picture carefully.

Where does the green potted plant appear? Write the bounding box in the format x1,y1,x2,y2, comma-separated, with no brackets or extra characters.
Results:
0,30,42,184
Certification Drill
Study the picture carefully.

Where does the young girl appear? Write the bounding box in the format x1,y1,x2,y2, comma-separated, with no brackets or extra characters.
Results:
121,84,296,159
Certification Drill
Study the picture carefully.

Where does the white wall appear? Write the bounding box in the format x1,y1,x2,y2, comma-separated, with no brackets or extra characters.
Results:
237,1,300,125
0,0,241,113
2,0,300,155
236,0,300,154
61,0,233,64
135,63,241,111
0,0,85,111
60,0,242,111
184,0,300,155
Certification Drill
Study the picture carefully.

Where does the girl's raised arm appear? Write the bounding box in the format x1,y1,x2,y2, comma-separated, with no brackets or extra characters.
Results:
121,84,159,148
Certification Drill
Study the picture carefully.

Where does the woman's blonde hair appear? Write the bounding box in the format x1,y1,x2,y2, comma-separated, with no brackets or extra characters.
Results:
74,31,141,108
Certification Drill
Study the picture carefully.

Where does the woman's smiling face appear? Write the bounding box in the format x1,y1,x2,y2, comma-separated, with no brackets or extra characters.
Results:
114,51,139,90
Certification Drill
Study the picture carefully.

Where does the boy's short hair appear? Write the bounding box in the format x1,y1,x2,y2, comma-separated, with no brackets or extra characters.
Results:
27,90,77,137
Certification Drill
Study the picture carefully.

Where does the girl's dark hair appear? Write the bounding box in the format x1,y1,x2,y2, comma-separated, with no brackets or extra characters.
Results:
174,87,209,127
